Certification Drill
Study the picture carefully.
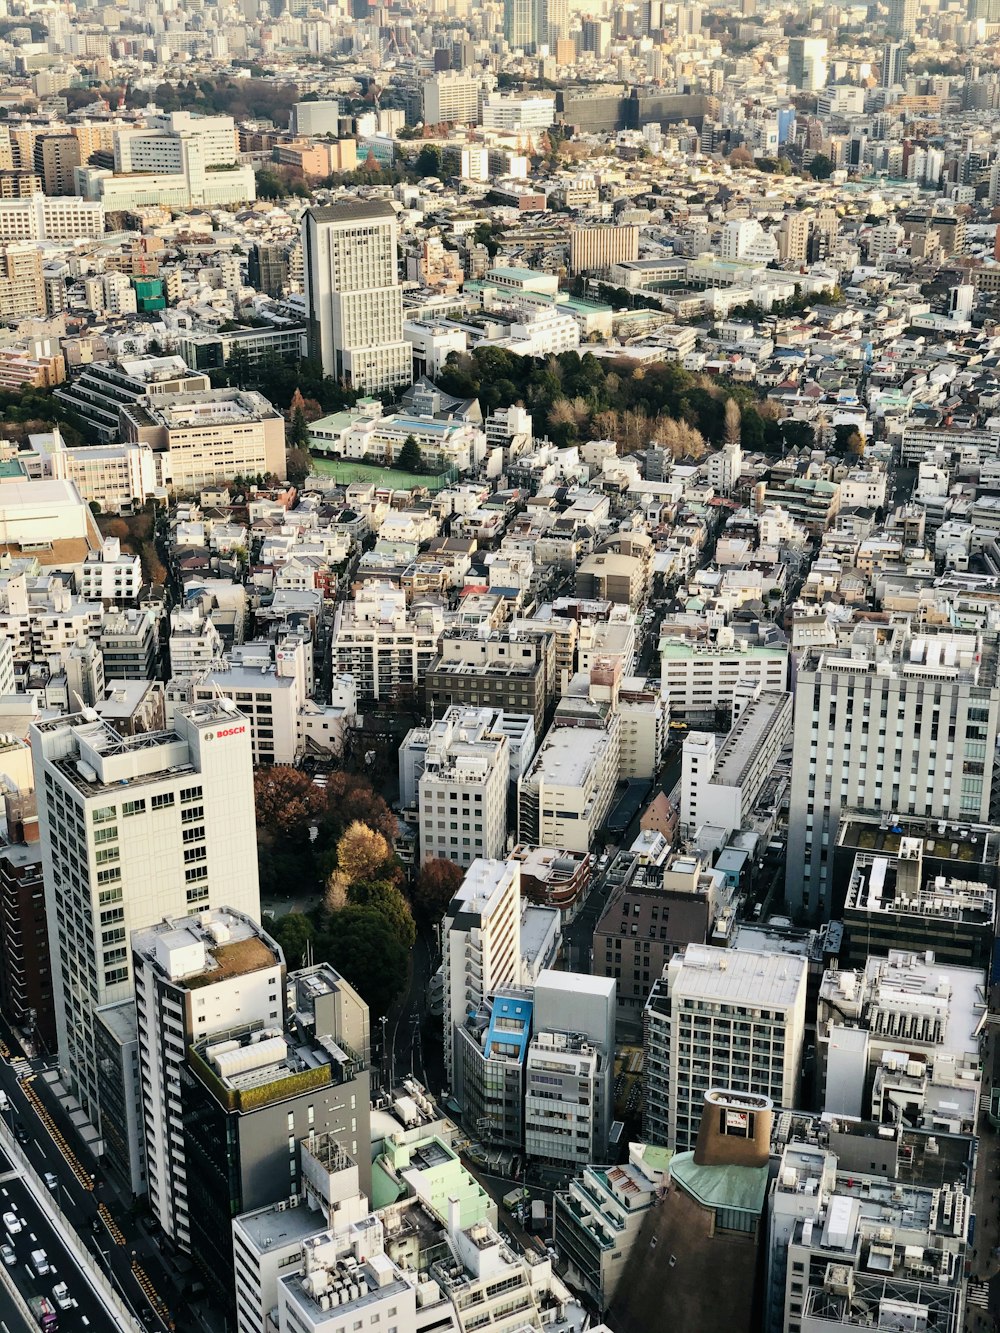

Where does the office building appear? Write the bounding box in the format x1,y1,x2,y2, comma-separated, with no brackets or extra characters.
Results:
100,608,158,680
786,37,828,91
786,623,1000,922
424,626,557,736
594,843,729,1037
0,193,104,242
182,964,371,1302
881,41,907,86
109,111,255,208
93,999,145,1197
643,943,807,1150
120,388,286,493
422,71,480,125
518,708,620,854
660,629,788,718
817,950,984,1135
504,0,538,49
400,707,514,868
840,836,995,971
442,858,522,1087
248,243,288,298
680,691,792,839
569,225,640,276
131,908,284,1249
768,1131,968,1333
302,202,411,394
30,701,260,1125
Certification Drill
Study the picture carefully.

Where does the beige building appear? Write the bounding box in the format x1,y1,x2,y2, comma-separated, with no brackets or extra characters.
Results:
519,714,620,853
120,389,285,493
0,243,44,319
34,134,81,196
569,224,640,275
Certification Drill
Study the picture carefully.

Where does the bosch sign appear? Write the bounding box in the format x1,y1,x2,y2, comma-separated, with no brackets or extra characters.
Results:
206,725,247,740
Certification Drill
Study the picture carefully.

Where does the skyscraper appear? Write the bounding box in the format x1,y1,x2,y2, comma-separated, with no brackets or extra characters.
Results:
504,0,537,50
31,701,260,1125
302,201,411,395
785,623,1000,922
881,41,907,87
887,0,916,39
787,36,828,91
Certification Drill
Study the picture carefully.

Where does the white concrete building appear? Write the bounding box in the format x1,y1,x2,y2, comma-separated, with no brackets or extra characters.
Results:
132,909,283,1250
659,630,789,718
786,622,1000,921
518,717,620,854
643,944,808,1150
302,202,411,394
0,193,104,242
443,859,522,1088
79,536,143,604
706,440,743,494
680,690,792,837
169,605,224,679
331,583,445,705
422,71,480,125
30,701,261,1125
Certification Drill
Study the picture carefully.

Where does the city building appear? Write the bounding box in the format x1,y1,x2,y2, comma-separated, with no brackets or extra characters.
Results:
518,709,620,853
422,71,480,125
787,624,1000,922
30,701,261,1127
302,202,411,394
660,630,788,719
569,225,641,275
424,626,557,736
331,584,445,706
643,943,807,1150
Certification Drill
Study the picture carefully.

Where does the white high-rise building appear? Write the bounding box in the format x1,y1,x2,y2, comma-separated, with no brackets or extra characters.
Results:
643,944,807,1151
132,908,283,1249
422,71,481,126
786,623,1000,922
31,702,260,1124
302,202,412,395
442,859,523,1088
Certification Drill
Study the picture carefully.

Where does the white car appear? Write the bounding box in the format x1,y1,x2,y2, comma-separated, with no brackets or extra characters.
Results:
2,1211,21,1235
0,1243,14,1267
52,1282,76,1310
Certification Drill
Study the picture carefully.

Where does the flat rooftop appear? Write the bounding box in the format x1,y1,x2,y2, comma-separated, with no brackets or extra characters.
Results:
673,943,806,1008
711,690,790,788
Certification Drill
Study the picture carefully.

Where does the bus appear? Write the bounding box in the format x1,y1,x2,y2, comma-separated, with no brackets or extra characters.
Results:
29,1295,58,1330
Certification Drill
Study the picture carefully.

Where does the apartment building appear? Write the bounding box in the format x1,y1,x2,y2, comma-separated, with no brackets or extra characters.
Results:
442,858,522,1088
33,133,81,195
30,701,260,1125
331,583,446,705
643,943,807,1150
659,629,789,718
100,607,158,680
0,779,52,1051
569,224,640,275
169,605,224,679
0,243,44,320
786,622,1000,922
302,201,411,394
55,356,211,445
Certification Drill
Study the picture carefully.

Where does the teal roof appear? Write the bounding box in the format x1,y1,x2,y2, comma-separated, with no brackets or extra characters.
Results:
669,1152,768,1215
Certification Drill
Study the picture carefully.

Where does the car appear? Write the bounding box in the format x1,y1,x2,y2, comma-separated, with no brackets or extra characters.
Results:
2,1210,21,1234
0,1243,14,1267
13,1121,28,1144
43,1172,58,1192
30,1248,49,1276
52,1282,76,1310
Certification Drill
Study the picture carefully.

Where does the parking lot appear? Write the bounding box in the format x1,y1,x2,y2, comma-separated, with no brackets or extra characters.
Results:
0,1175,119,1332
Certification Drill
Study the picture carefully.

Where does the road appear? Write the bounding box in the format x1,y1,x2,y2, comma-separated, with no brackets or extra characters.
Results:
0,1024,187,1333
386,928,444,1097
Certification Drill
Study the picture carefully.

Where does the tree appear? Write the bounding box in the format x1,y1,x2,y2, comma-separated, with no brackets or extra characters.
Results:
289,388,310,449
322,869,350,919
265,911,315,969
347,878,415,949
724,397,742,449
321,773,398,844
412,857,464,926
728,146,754,168
398,434,422,473
809,153,834,180
254,766,324,841
317,907,409,1016
781,420,815,449
414,144,441,178
285,447,311,487
336,821,392,884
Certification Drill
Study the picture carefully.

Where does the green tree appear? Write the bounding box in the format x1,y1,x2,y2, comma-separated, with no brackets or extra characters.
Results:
414,144,442,177
289,403,310,448
347,878,415,949
809,153,834,180
265,911,315,969
285,447,311,487
317,907,409,1016
398,434,422,473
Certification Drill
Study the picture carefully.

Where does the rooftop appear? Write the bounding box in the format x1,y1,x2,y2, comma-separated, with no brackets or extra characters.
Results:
672,943,807,1008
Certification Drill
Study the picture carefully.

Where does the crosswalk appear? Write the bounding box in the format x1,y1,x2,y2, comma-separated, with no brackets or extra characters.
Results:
967,1281,991,1311
9,1058,32,1078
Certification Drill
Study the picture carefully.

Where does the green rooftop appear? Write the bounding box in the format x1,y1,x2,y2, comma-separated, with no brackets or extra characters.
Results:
669,1152,768,1216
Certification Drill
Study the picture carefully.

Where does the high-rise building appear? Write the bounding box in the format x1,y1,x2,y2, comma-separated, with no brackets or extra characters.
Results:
248,243,288,298
643,943,807,1151
786,623,1000,922
302,202,411,395
33,134,81,196
569,224,640,275
132,909,281,1242
786,37,828,91
887,0,917,38
442,859,522,1087
421,70,480,125
504,0,538,49
881,40,907,86
0,243,44,320
30,702,261,1125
